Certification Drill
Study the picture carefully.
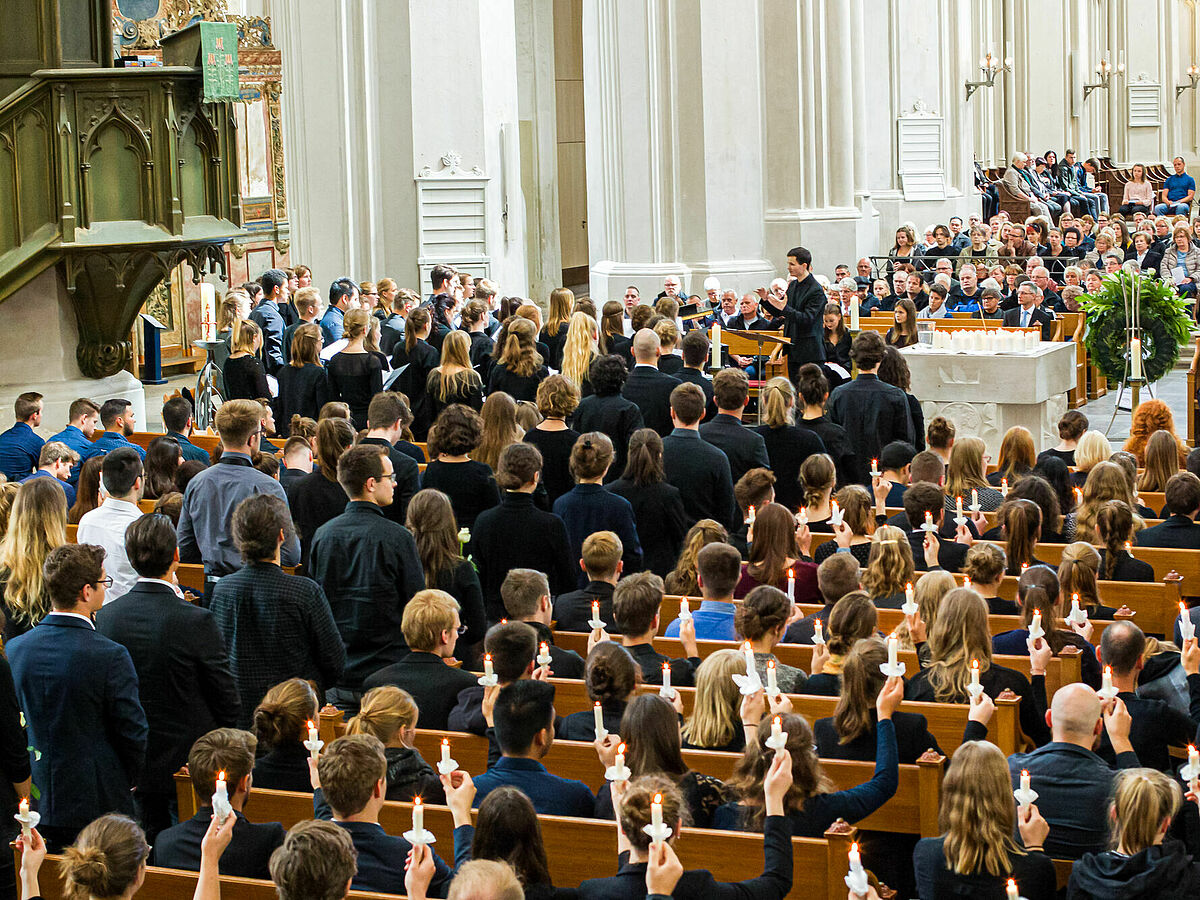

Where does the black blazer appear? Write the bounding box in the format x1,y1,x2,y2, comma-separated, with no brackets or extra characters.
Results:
252,740,315,793
621,365,681,437
752,424,826,511
95,581,240,793
662,429,736,529
698,414,771,486
553,581,618,633
814,710,944,764
675,368,718,422
905,529,969,572
1096,549,1155,582
776,273,826,364
658,354,685,377
1134,515,1200,550
1001,305,1057,340
363,650,480,731
274,363,329,424
154,809,284,879
607,479,688,577
572,393,645,483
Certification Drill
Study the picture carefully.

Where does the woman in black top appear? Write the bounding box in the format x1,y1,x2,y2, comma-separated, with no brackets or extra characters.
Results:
608,428,688,578
982,473,1068,545
345,685,443,804
572,355,644,484
222,319,271,401
405,488,487,656
821,303,852,369
420,404,500,529
752,377,827,511
988,425,1036,487
523,374,581,505
142,436,183,501
251,678,320,792
488,316,549,403
274,323,329,424
593,695,730,828
326,308,383,431
913,741,1056,900
286,417,354,572
794,363,854,488
426,330,484,421
540,287,573,371
558,643,638,742
878,346,924,450
391,307,439,440
599,300,632,361
803,591,878,696
1097,499,1155,582
905,588,1052,747
885,299,920,348
811,486,874,566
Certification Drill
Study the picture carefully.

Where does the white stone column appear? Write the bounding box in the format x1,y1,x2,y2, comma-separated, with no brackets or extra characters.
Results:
582,1,774,301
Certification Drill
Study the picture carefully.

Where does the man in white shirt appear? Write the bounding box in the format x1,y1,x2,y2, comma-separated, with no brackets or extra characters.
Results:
77,446,144,602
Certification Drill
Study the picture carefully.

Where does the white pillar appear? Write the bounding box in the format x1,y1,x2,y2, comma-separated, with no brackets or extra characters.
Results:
582,1,774,301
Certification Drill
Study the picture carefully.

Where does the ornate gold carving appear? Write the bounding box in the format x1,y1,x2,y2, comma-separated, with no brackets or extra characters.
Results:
228,15,273,49
229,241,246,259
145,280,174,328
263,82,287,224
113,0,232,51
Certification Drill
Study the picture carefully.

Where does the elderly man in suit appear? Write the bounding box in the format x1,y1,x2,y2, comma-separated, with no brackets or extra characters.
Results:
96,513,240,842
1002,282,1056,340
760,246,826,384
8,543,149,850
1001,152,1051,219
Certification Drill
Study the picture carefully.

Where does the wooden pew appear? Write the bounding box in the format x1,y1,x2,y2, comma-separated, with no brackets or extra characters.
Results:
173,779,858,900
553,630,1080,697
22,854,395,900
543,678,1022,755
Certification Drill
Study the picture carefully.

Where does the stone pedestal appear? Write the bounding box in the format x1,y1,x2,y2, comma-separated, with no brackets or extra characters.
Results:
901,342,1076,456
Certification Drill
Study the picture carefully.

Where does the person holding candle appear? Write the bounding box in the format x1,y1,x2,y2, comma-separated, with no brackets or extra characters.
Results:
682,650,749,753
474,680,599,817
714,674,902,837
812,485,875,566
944,437,1004,513
613,572,702,688
309,733,454,895
798,453,837,533
661,543,745,640
558,643,641,742
912,741,1056,899
803,592,879,696
991,568,1102,690
861,524,916,608
552,531,625,633
905,589,1053,747
154,728,285,878
498,569,584,680
964,543,1019,614
896,570,956,653
1091,621,1200,773
729,468,777,559
734,586,809,695
346,686,443,803
249,678,323,793
578,767,794,899
593,695,731,827
1066,767,1200,897
902,483,974,573
19,813,156,900
732,504,818,604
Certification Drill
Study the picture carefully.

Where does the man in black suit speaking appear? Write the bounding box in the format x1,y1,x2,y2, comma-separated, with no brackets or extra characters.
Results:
762,246,826,381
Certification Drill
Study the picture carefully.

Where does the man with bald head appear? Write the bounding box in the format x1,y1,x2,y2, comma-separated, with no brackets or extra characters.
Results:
621,328,681,437
1094,620,1200,772
1007,684,1138,858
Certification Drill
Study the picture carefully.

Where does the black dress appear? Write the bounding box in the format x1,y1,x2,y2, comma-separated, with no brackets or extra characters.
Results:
572,393,645,485
752,423,827,511
286,471,350,572
426,369,484,421
274,363,329,424
796,415,856,487
390,340,440,439
420,459,501,528
223,354,271,402
523,427,580,504
541,324,569,370
607,478,689,577
823,331,852,368
487,363,549,403
327,351,383,431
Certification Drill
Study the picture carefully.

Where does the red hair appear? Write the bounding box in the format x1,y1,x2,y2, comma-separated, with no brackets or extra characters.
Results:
1123,399,1187,466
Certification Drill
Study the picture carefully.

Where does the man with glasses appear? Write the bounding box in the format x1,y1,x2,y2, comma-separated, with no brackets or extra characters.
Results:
308,444,425,714
179,400,300,604
8,543,148,851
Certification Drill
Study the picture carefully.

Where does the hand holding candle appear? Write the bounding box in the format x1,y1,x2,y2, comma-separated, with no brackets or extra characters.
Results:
478,652,498,687
1013,767,1038,811
766,660,780,699
844,840,869,896
303,718,324,761
404,796,436,846
437,737,459,775
212,769,233,825
536,642,552,667
880,632,906,677
588,600,605,630
901,582,917,617
14,797,38,840
659,662,676,700
1098,665,1118,701
968,658,983,697
606,741,632,782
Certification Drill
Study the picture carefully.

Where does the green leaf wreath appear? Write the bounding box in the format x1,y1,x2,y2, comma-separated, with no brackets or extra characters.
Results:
1079,268,1193,385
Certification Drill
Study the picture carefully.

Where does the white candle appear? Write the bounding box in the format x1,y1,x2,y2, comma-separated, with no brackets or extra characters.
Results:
870,459,880,477
905,582,914,605
1074,487,1083,507
1007,877,1019,900
964,575,972,588
1181,602,1196,641
849,841,863,871
662,662,672,693
710,325,721,369
651,791,663,832
771,715,783,743
412,796,424,834
748,505,756,526
924,511,933,528
956,496,964,518
440,738,451,767
813,618,825,645
615,742,626,773
1102,666,1113,695
849,300,859,331
1190,744,1199,770
1000,478,1009,497
767,660,779,697
970,659,980,690
1130,337,1143,380
679,595,691,621
830,499,842,525
307,719,319,746
17,799,31,839
1020,769,1031,794
537,642,552,666
593,701,605,734
743,642,757,678
484,653,494,679
971,488,979,509
786,567,795,602
1030,610,1042,637
591,600,601,624
887,633,899,669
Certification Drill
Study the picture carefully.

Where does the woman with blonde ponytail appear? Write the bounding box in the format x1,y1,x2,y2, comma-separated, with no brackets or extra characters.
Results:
488,317,548,402
346,686,443,803
541,287,574,369
752,377,828,511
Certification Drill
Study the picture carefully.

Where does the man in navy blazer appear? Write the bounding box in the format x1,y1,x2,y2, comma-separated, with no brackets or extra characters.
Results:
8,543,148,850
761,246,825,381
154,728,284,878
95,514,241,841
698,368,770,486
1136,473,1200,551
621,328,681,437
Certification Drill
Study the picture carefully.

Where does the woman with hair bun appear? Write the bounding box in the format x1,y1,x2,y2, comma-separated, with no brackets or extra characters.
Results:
251,678,320,792
798,453,837,531
963,542,1015,614
553,433,642,584
558,643,640,741
422,404,501,529
608,428,688,577
20,813,154,899
735,585,808,694
803,591,878,696
346,685,442,803
327,307,383,431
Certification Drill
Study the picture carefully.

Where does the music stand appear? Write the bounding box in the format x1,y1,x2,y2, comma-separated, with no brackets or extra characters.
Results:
714,328,792,423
